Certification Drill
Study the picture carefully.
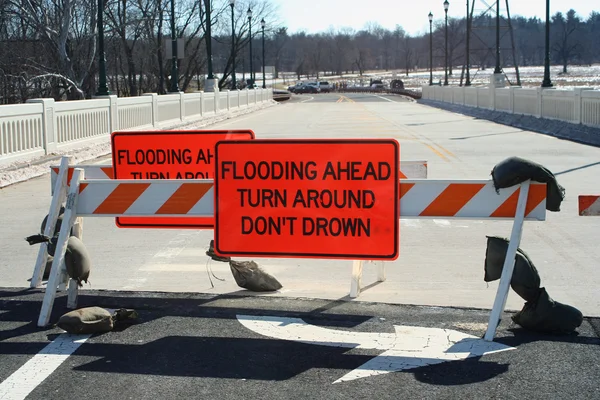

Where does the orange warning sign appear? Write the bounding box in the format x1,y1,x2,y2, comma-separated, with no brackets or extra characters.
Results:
214,139,400,259
111,129,254,229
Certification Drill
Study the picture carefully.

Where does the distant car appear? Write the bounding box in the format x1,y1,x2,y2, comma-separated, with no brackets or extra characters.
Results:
295,84,319,94
287,82,304,93
370,79,384,89
317,81,332,93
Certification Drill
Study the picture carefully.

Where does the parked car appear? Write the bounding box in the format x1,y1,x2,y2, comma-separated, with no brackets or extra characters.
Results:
370,79,384,89
295,84,319,94
318,81,332,93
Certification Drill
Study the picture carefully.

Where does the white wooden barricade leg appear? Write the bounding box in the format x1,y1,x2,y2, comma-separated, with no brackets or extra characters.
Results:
38,168,83,327
484,180,530,341
350,260,364,298
350,161,428,298
30,156,71,288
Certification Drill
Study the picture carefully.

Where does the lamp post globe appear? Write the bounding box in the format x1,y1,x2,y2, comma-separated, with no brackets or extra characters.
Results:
247,8,253,85
428,12,433,86
443,0,449,86
229,0,236,90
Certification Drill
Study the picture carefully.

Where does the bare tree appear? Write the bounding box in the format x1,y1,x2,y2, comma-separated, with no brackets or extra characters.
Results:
552,9,582,73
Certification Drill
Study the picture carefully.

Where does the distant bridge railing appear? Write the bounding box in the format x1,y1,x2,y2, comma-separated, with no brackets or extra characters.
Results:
421,85,600,129
0,88,273,166
336,87,422,100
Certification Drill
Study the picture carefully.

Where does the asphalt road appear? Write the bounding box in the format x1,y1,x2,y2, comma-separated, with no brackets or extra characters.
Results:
286,92,411,103
2,91,598,315
1,289,599,400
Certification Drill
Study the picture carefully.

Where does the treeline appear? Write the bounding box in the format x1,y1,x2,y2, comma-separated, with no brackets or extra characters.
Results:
0,0,597,104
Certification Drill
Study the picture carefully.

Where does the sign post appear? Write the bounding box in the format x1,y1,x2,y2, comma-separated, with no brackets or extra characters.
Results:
214,139,400,260
111,129,254,229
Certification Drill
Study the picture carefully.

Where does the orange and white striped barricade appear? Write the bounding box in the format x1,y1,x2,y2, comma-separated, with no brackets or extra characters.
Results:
29,163,115,288
403,179,545,341
37,167,546,344
578,196,600,216
38,159,428,290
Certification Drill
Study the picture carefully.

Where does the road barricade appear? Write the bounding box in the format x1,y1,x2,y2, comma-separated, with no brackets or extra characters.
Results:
578,195,600,216
41,159,428,295
35,156,546,343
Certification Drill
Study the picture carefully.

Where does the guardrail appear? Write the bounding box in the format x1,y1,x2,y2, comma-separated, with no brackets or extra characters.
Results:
337,87,422,100
421,85,600,129
0,88,273,166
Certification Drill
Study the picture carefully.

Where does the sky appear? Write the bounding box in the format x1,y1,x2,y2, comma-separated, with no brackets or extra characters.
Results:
272,0,598,36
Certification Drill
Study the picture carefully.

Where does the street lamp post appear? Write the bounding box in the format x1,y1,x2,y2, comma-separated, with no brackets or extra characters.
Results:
247,8,253,85
205,0,214,81
169,0,180,92
465,0,471,86
493,0,501,74
96,0,110,96
229,0,236,89
261,18,266,89
443,0,449,86
541,0,553,87
428,12,433,86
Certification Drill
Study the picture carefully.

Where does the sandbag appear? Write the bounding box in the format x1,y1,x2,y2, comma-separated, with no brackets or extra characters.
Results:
25,234,58,257
40,206,66,235
65,236,91,287
57,306,113,334
43,255,54,280
490,156,565,212
484,236,541,302
229,260,283,292
511,288,583,334
206,239,231,262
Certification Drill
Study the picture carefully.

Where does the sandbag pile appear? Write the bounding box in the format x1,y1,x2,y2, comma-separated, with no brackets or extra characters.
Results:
26,209,91,286
484,236,583,334
57,307,139,334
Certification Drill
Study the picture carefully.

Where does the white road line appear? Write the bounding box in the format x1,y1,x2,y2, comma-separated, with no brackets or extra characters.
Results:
373,95,396,102
0,333,91,400
300,96,315,103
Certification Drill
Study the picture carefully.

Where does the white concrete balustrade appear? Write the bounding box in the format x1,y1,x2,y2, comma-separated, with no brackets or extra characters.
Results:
422,85,600,129
0,88,273,166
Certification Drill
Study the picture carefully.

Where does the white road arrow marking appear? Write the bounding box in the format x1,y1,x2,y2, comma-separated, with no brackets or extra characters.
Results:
237,315,514,384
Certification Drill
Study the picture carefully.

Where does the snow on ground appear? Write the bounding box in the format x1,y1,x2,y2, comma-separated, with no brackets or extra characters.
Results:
268,64,600,91
0,100,277,188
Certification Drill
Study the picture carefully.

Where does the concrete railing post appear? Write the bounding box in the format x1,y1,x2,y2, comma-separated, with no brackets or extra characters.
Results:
199,91,204,117
214,90,220,114
142,93,159,127
508,87,517,114
108,95,119,132
536,88,544,118
573,88,591,124
26,98,57,154
179,92,185,121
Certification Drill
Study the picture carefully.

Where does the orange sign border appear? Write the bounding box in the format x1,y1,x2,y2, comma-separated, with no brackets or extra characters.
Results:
214,138,400,260
110,129,255,229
